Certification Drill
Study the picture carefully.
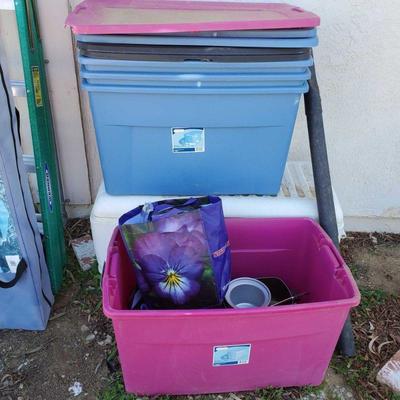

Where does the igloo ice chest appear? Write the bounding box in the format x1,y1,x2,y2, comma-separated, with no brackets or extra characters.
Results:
103,218,360,395
90,161,347,269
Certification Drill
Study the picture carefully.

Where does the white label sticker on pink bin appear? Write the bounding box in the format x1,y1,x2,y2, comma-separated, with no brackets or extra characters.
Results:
213,344,251,367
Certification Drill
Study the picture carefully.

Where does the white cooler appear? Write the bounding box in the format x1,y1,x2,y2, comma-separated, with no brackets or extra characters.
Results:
91,162,345,272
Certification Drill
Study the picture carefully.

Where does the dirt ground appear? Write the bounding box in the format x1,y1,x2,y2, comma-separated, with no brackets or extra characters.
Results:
0,264,113,400
346,237,400,295
0,224,399,400
0,220,113,400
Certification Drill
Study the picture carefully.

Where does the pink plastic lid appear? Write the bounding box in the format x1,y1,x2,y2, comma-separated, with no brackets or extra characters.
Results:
66,0,320,35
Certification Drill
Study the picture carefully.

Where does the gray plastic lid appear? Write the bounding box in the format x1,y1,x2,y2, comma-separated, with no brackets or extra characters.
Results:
77,42,311,62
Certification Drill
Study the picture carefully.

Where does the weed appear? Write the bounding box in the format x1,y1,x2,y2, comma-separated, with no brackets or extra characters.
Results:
256,387,286,400
99,379,325,400
358,287,387,309
346,262,362,281
99,374,136,400
331,285,400,400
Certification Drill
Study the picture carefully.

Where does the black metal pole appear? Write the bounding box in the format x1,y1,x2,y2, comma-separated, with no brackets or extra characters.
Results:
304,60,356,357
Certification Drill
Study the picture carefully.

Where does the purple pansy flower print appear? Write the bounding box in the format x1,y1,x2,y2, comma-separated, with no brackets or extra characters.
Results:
134,228,207,305
154,211,208,249
154,211,202,234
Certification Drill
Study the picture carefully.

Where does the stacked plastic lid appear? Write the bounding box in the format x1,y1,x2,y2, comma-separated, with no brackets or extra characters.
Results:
76,25,318,87
66,1,321,196
67,0,320,67
66,1,319,33
66,0,320,89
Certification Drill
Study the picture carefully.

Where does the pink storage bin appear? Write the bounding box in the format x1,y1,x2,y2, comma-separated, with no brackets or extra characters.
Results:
103,218,360,395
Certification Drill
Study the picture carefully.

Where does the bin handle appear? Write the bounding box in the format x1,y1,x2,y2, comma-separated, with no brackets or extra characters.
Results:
323,239,345,270
107,247,120,280
102,249,118,311
81,80,309,95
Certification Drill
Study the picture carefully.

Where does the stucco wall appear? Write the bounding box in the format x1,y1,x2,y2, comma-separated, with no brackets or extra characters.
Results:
287,0,400,232
1,0,399,231
80,0,400,232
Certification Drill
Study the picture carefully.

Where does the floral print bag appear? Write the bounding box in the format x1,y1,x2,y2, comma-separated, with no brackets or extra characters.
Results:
119,196,231,309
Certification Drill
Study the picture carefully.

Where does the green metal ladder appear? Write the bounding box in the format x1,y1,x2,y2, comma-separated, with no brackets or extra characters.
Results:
1,0,66,293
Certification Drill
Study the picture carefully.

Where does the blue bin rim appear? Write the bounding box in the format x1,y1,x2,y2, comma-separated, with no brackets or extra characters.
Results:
81,80,309,94
77,28,317,41
79,66,311,82
77,55,314,69
76,34,318,49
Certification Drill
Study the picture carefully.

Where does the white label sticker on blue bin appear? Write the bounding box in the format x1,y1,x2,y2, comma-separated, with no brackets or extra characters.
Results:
213,344,251,367
171,128,205,153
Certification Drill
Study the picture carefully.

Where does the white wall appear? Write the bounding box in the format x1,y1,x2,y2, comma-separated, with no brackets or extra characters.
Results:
287,0,400,233
1,1,399,231
0,1,92,217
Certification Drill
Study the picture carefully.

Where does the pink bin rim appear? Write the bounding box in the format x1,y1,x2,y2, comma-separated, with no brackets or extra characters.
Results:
66,0,320,35
103,218,360,320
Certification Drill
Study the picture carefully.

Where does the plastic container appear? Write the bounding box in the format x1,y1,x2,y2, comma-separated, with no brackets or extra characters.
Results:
79,55,314,74
76,34,317,78
66,1,320,35
84,82,308,195
90,162,346,270
76,33,318,49
159,28,317,39
80,68,311,88
69,2,320,196
225,277,271,308
77,28,318,40
77,42,311,62
103,218,360,395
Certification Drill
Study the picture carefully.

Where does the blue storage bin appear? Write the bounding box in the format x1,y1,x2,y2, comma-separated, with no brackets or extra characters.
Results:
78,43,311,63
78,56,314,74
76,33,318,48
161,28,318,39
77,29,317,42
77,26,318,196
83,82,308,196
80,67,311,88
